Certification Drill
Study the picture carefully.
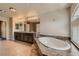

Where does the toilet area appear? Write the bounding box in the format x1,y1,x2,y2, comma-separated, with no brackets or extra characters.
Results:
0,3,79,56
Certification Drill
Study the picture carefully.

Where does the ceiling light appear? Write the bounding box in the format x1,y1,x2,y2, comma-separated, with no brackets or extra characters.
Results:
9,7,16,12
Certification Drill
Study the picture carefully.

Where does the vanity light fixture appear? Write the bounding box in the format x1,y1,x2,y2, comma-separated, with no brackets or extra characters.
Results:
25,16,39,21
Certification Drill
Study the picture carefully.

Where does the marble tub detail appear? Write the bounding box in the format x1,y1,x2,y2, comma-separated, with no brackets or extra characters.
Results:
38,37,71,51
35,37,71,56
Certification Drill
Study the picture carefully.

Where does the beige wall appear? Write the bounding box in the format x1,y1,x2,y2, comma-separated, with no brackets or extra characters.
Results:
39,8,70,37
12,8,70,40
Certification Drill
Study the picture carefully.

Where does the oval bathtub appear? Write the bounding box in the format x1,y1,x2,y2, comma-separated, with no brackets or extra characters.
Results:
38,37,71,51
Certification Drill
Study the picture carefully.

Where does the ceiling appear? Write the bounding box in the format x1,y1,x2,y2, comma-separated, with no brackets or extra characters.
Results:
0,3,71,18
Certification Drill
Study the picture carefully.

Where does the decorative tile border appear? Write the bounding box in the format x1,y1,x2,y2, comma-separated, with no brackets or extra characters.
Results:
39,34,70,41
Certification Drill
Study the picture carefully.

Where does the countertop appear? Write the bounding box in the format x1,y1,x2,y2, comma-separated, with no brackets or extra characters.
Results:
14,31,37,34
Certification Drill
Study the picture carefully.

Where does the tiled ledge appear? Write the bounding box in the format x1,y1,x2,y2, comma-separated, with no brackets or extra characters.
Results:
39,34,70,41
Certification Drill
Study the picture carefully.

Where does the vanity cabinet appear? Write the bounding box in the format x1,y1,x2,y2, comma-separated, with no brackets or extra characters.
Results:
14,32,36,43
14,32,22,40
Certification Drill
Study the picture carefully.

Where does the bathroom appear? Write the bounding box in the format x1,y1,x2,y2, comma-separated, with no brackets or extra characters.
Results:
13,3,79,56
0,3,79,56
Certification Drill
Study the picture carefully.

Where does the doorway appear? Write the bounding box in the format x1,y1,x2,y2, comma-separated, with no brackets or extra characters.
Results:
0,21,6,40
0,21,2,38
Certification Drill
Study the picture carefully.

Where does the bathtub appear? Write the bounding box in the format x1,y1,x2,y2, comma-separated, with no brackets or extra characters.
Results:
38,37,71,56
38,37,71,50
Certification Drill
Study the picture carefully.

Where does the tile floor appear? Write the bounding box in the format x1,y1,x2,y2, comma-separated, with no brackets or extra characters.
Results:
0,40,79,56
0,40,38,56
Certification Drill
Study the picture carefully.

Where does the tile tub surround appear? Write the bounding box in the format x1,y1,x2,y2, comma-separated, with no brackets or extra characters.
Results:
40,34,79,52
35,37,71,56
39,34,79,52
39,34,70,41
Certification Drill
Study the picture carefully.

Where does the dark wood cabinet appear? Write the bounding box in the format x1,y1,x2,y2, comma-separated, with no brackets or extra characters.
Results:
14,32,36,44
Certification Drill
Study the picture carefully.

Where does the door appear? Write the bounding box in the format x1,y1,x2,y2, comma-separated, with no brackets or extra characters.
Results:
0,21,2,38
1,21,6,39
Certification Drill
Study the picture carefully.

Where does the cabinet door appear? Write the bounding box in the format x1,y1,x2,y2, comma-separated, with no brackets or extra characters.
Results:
24,35,28,41
14,33,22,41
29,36,33,43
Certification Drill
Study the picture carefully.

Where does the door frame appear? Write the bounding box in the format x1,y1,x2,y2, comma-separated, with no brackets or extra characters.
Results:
0,20,7,40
